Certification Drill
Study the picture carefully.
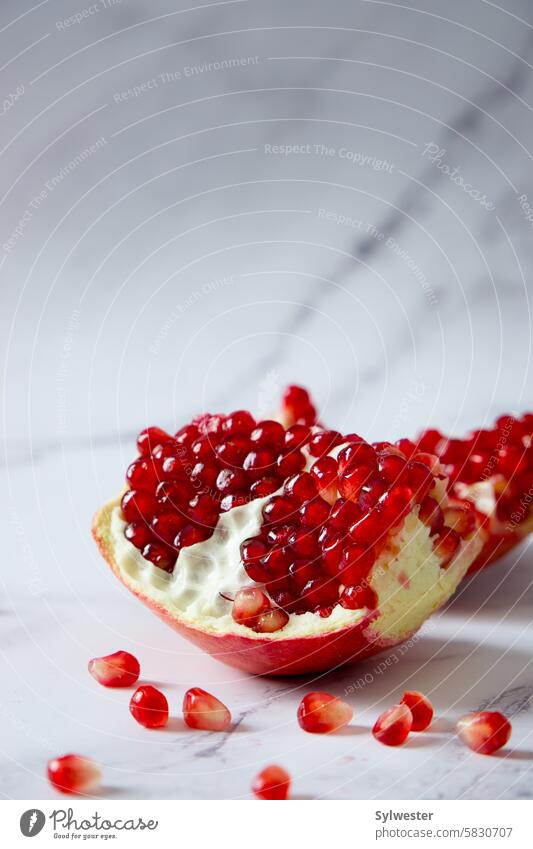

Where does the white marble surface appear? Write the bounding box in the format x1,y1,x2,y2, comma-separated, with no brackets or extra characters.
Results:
1,0,532,799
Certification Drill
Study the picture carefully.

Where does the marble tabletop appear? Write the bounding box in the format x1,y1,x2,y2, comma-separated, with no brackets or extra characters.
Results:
1,0,532,800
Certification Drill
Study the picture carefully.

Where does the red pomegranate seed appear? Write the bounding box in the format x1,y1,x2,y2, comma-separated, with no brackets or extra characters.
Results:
267,524,295,545
443,504,476,538
379,486,412,531
216,438,249,466
250,420,285,451
121,489,158,523
289,559,318,590
241,537,268,563
433,527,461,567
222,410,255,436
378,453,407,485
284,471,317,503
188,493,219,526
349,508,385,546
417,429,443,453
301,577,339,609
338,462,375,502
277,449,306,477
337,441,376,471
401,691,433,731
395,438,417,457
243,449,277,478
311,455,338,504
216,468,248,494
137,426,171,456
282,385,317,425
191,437,214,460
252,764,291,800
372,703,413,746
151,511,186,545
456,711,512,755
161,454,189,480
175,524,211,548
141,542,175,572
406,461,435,502
329,497,361,529
254,607,290,632
299,497,330,527
175,423,199,446
358,477,387,510
321,533,343,575
47,754,101,795
308,430,343,457
285,423,311,449
183,687,231,731
88,650,140,688
250,476,281,498
297,692,353,733
126,458,159,491
232,588,271,627
263,496,297,524
129,685,169,728
262,546,291,576
124,521,153,549
339,584,377,609
288,527,319,558
156,480,190,509
220,492,250,511
418,495,444,535
339,544,375,585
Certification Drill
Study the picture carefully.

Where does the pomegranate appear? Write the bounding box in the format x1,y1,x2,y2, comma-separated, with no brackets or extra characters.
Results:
129,685,169,728
297,691,353,733
372,703,413,746
400,690,433,731
47,754,101,795
88,650,140,688
252,764,291,800
92,388,484,675
183,687,231,731
456,711,512,755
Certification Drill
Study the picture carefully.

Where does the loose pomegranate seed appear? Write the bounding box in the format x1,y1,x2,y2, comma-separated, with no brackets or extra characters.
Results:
222,409,255,436
308,430,343,457
125,521,153,549
250,420,285,451
88,650,140,688
284,471,317,503
183,688,231,731
433,527,461,567
297,692,353,733
141,542,175,572
47,754,101,795
456,711,511,755
372,704,413,746
299,497,330,527
254,607,290,632
232,587,271,627
137,426,171,456
401,691,433,731
121,489,158,523
252,764,291,800
130,685,169,728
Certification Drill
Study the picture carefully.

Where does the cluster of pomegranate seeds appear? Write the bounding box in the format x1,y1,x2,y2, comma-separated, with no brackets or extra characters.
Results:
456,711,512,755
47,754,102,795
88,650,140,688
297,691,353,733
129,685,169,728
182,687,232,731
372,703,413,746
416,413,533,526
252,764,291,800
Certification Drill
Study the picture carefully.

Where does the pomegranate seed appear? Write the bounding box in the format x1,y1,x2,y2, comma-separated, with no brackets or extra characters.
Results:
285,423,311,449
288,527,320,558
456,711,511,755
301,577,339,609
282,385,317,424
241,538,268,563
262,546,291,576
161,455,189,480
156,480,190,509
372,703,413,746
129,686,169,728
289,559,318,590
175,524,211,548
124,521,152,549
277,449,306,477
255,607,290,632
349,509,385,546
47,754,101,795
378,453,407,485
297,692,353,733
126,458,159,491
216,438,249,466
191,437,214,460
311,456,338,504
137,426,171,456
250,476,281,498
358,477,387,510
401,691,433,731
395,438,417,457
339,584,377,609
299,497,330,527
188,493,219,527
338,463,374,501
263,496,296,524
339,544,375,585
175,423,199,446
121,489,158,523
220,492,250,511
142,542,175,572
267,524,295,545
232,588,271,627
379,486,413,531
433,527,461,567
337,441,376,471
216,468,248,494
321,533,343,575
222,410,255,436
252,764,291,800
88,650,140,688
250,420,285,451
329,497,362,530
183,688,231,731
284,471,317,503
406,461,435,502
243,449,277,478
194,413,224,436
418,496,444,535
308,430,343,457
151,511,186,545
417,429,444,453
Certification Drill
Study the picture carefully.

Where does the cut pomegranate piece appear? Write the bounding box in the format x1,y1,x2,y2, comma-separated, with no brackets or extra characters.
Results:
129,685,169,728
400,691,433,731
456,711,512,755
47,754,101,795
88,650,140,688
297,692,353,733
372,703,413,746
183,688,231,731
252,764,291,800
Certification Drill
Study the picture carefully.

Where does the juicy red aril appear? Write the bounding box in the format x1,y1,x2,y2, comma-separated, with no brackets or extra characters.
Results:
222,409,255,436
321,533,343,575
284,423,311,449
300,497,330,527
297,692,353,733
141,542,175,572
350,509,385,547
267,524,294,545
216,468,248,494
137,426,171,456
339,544,375,586
243,449,276,478
433,527,461,567
302,577,339,609
262,546,291,576
252,764,291,800
220,493,250,511
161,454,189,480
216,438,249,466
125,521,152,549
308,430,343,457
418,496,444,535
190,461,218,490
456,711,511,755
417,429,444,453
337,441,376,471
241,537,268,562
121,489,157,523
406,461,435,501
188,494,219,527
379,486,413,531
372,703,413,746
289,559,318,590
129,685,169,728
288,527,320,558
191,437,214,460
338,463,374,501
395,438,417,457
254,607,290,632
183,687,231,731
126,458,160,491
358,477,387,510
284,471,317,503
401,691,433,731
155,480,189,509
277,449,306,477
250,476,280,497
282,385,318,426
329,498,361,530
175,423,199,445
311,456,339,504
378,453,406,484
339,584,377,609
47,754,101,795
232,588,270,627
151,512,186,545
263,496,297,524
250,420,285,451
175,524,211,547
88,650,140,688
